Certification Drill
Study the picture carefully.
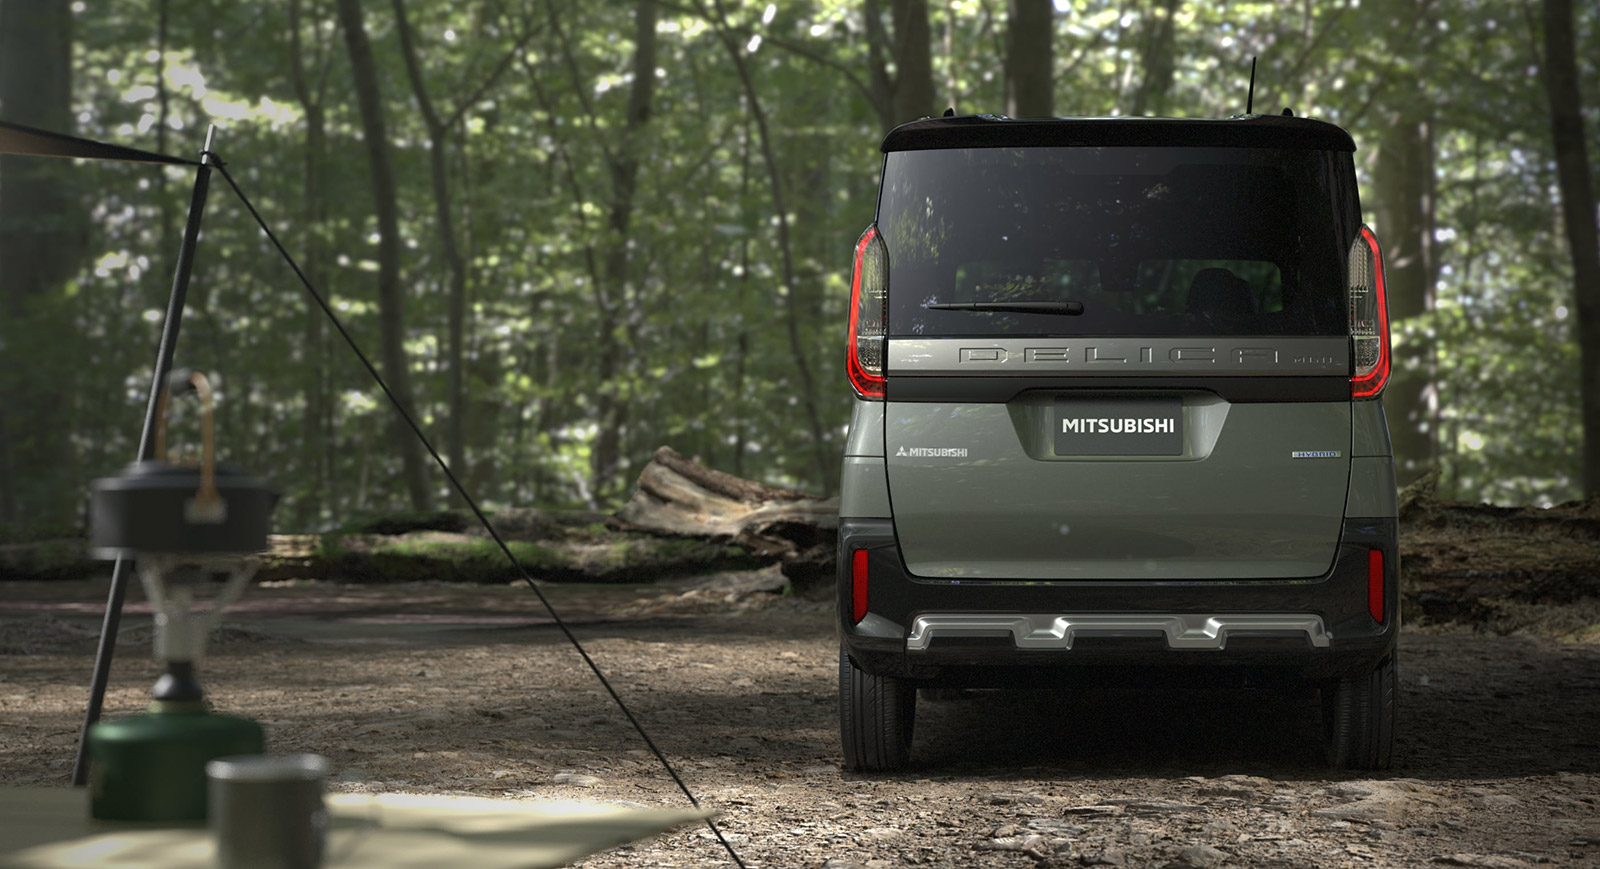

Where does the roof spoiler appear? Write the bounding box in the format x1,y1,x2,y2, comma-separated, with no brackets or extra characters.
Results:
880,114,1356,154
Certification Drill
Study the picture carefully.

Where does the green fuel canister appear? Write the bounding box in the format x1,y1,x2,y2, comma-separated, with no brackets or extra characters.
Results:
88,699,263,821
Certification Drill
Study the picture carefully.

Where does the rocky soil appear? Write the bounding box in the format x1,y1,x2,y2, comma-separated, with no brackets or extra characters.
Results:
2,571,1598,868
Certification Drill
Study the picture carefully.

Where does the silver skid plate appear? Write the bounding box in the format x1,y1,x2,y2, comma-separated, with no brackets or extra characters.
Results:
905,613,1330,652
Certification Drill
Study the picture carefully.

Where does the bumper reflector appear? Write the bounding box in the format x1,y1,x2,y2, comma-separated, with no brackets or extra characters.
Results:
1368,549,1385,623
851,549,869,624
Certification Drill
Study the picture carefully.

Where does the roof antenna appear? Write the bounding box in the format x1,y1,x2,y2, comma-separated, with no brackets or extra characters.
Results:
1246,56,1257,115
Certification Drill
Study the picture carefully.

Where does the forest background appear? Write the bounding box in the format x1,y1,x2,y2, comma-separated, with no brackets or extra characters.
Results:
0,0,1596,541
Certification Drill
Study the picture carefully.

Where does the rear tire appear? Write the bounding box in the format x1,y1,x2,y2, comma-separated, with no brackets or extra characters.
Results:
1322,653,1396,770
839,648,916,771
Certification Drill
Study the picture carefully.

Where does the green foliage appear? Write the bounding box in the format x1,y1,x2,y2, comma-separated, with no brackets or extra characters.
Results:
2,0,1595,539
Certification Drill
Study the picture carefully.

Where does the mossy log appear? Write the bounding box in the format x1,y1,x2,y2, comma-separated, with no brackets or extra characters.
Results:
0,526,765,586
255,526,764,585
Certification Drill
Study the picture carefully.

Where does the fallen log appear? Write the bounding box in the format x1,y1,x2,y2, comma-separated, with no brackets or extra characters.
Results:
610,446,839,594
1398,492,1600,633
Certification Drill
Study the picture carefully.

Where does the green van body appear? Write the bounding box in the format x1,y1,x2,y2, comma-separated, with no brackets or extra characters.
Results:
836,114,1399,772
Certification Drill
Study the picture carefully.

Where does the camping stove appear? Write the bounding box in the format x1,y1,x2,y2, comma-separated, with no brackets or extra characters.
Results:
84,370,276,821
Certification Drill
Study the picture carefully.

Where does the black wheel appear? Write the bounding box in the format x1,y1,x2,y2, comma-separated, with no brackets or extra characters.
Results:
1323,654,1397,770
839,647,916,771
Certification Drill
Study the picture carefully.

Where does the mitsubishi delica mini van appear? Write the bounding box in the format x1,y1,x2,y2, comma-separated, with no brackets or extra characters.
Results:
837,113,1398,771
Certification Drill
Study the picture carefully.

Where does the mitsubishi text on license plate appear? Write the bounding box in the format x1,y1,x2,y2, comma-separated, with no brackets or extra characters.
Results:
1054,398,1183,456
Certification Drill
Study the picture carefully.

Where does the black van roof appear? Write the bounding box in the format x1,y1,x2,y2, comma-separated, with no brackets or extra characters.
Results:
881,113,1357,153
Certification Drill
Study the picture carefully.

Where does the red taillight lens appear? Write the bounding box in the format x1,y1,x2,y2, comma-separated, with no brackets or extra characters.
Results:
847,225,888,399
1350,225,1390,398
1367,549,1385,623
851,548,870,623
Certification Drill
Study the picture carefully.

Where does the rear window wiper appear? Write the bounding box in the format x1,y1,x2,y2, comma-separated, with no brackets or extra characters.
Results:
924,301,1084,315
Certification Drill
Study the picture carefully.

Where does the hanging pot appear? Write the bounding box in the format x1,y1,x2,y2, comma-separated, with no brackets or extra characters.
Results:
88,370,276,557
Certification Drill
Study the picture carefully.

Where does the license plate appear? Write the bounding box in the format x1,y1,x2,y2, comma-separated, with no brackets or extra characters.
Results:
1054,398,1183,456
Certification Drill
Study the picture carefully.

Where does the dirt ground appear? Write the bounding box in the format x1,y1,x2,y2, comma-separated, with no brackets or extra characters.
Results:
2,571,1598,869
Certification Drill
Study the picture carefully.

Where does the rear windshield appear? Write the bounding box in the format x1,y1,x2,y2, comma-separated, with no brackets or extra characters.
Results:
878,147,1349,337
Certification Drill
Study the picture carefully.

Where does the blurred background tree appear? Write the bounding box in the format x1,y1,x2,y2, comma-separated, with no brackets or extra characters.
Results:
0,0,1594,539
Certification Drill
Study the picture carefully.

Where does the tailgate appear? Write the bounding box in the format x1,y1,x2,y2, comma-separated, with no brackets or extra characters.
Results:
883,337,1352,580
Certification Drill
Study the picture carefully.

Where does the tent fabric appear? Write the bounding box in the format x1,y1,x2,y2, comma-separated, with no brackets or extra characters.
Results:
0,119,198,166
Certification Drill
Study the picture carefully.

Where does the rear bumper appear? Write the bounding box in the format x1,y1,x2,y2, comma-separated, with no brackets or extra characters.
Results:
837,517,1399,685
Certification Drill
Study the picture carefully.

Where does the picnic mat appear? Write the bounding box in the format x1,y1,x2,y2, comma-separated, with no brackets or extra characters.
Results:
0,787,712,868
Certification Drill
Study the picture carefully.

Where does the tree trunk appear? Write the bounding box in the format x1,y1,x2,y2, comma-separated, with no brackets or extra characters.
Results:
710,0,834,495
1541,0,1600,497
733,107,752,478
942,0,960,113
289,0,330,528
156,0,173,280
392,0,471,481
336,0,431,512
863,0,896,133
523,59,605,507
1127,0,1179,116
396,1,532,498
888,0,936,125
1004,0,1053,118
0,0,76,285
0,0,80,532
1373,97,1438,487
863,0,936,131
591,0,659,502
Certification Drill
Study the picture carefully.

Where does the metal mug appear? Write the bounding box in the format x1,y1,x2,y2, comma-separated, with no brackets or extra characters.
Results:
206,754,330,869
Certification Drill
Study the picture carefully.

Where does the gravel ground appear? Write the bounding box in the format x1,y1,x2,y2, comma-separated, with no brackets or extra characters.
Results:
2,572,1598,868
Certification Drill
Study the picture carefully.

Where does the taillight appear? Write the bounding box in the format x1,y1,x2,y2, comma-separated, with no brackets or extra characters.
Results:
847,225,888,399
1367,549,1385,624
851,549,870,623
1349,225,1390,398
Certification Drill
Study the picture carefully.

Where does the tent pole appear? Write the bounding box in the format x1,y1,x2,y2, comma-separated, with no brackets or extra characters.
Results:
71,125,219,787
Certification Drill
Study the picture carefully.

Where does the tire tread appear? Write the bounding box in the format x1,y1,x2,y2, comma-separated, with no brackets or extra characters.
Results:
839,648,915,771
1324,654,1396,770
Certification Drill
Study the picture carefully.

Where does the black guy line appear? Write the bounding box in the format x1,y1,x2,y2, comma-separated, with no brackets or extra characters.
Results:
212,159,748,869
